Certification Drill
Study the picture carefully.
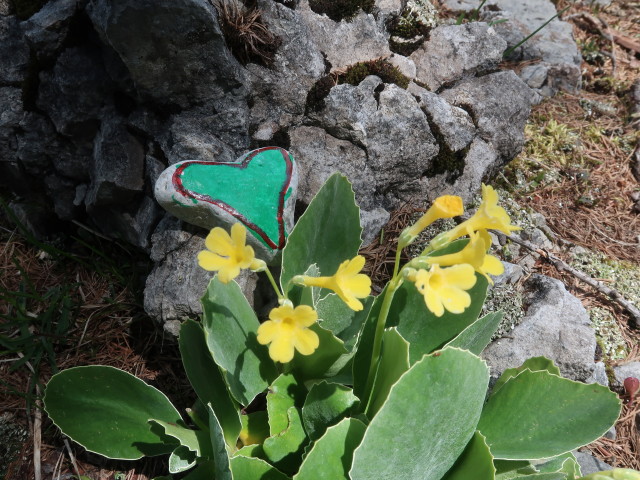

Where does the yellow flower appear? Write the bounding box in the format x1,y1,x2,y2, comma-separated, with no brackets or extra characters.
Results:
430,185,519,250
400,195,464,247
428,230,504,283
197,223,259,283
294,256,371,311
413,264,477,317
257,305,319,363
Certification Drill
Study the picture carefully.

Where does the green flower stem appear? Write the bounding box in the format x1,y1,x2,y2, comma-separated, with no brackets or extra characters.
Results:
186,408,209,432
362,274,403,413
263,266,284,300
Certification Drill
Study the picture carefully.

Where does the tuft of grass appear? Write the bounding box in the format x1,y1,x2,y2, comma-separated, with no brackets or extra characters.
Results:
213,0,281,67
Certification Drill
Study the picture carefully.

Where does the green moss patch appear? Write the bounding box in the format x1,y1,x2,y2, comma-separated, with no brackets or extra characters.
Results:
308,0,374,22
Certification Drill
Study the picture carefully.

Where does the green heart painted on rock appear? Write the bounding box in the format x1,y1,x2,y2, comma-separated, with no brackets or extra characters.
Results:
173,147,295,250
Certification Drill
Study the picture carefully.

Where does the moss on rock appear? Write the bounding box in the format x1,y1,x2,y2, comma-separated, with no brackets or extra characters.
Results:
339,58,410,89
308,0,374,22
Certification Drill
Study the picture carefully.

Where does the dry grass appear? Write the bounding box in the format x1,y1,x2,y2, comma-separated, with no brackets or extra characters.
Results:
0,227,191,480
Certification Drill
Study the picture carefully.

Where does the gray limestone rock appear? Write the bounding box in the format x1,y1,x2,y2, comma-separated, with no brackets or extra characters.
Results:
248,0,325,133
288,125,389,244
574,451,613,475
482,274,598,382
289,125,376,209
44,173,80,220
85,114,144,209
312,76,439,205
412,86,475,153
612,361,640,389
37,45,111,139
442,0,582,95
144,220,258,326
22,0,82,63
297,0,391,71
164,107,244,165
0,15,29,85
410,22,506,92
87,0,248,109
93,195,163,249
440,71,533,161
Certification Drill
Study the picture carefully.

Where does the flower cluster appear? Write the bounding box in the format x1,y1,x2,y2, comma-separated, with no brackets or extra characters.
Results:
400,184,518,317
197,184,517,360
197,222,371,363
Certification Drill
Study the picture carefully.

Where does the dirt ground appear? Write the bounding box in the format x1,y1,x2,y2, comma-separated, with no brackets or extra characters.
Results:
1,0,639,478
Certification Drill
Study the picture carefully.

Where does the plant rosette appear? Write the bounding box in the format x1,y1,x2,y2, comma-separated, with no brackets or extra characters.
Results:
44,173,631,480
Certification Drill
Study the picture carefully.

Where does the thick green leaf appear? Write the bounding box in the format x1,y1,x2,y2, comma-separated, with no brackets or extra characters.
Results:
239,410,270,447
149,420,212,458
495,460,536,479
280,174,362,293
207,403,232,480
365,328,410,418
478,370,621,460
316,293,374,351
168,446,196,474
267,374,307,436
179,319,241,447
538,452,580,479
230,455,291,480
443,431,495,480
181,461,215,480
44,365,182,460
492,357,562,395
387,274,488,364
350,348,490,480
302,381,359,441
289,323,349,380
234,443,265,458
201,277,278,406
294,418,366,480
263,407,309,475
446,311,504,355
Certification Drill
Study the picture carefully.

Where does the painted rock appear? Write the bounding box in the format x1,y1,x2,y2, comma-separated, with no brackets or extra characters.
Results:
154,147,297,262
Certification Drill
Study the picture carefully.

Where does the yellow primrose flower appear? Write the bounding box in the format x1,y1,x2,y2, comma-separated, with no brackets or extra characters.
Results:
197,223,260,283
257,304,319,363
294,256,371,311
428,230,504,283
413,264,477,317
430,185,519,250
400,195,464,247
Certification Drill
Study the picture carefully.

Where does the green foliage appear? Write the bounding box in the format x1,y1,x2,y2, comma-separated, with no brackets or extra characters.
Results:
43,366,182,460
42,173,631,480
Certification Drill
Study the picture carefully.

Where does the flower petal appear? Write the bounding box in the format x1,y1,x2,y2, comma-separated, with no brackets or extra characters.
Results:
293,328,319,356
269,334,295,363
257,321,278,345
205,227,233,256
198,250,230,271
342,255,366,276
424,288,444,317
295,305,318,327
482,254,505,276
217,265,241,284
442,264,477,290
439,285,471,314
230,222,247,247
